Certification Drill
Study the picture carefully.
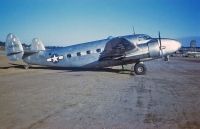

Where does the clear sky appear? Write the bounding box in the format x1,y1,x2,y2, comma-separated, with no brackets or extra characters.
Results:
0,0,199,46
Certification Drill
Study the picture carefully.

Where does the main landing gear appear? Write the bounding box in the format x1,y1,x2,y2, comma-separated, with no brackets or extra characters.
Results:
131,62,146,75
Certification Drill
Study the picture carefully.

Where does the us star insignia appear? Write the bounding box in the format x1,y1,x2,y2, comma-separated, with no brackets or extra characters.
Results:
47,54,64,63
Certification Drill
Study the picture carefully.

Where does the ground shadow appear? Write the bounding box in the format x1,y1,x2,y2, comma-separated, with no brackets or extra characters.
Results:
0,63,133,75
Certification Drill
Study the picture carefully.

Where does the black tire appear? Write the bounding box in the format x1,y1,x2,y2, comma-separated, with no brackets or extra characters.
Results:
134,63,146,75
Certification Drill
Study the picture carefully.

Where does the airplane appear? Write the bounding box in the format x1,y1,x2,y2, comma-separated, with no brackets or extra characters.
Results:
5,32,181,75
185,51,200,58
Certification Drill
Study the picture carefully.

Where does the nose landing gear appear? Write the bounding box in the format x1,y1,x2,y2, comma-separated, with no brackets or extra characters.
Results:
164,55,169,61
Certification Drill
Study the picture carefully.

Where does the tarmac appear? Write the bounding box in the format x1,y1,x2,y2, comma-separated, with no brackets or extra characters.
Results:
0,53,200,129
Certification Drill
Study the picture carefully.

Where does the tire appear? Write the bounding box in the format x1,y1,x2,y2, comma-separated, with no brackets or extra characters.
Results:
134,63,146,75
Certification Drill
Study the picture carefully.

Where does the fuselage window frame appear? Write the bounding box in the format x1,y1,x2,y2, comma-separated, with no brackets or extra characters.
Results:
67,54,72,58
77,52,81,56
86,50,91,54
96,48,101,53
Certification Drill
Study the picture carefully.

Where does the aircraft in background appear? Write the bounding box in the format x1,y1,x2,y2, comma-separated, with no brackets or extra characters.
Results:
5,33,181,75
184,51,200,58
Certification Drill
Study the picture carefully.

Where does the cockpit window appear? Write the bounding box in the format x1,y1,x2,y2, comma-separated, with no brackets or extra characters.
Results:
138,35,151,41
138,36,143,41
143,35,151,40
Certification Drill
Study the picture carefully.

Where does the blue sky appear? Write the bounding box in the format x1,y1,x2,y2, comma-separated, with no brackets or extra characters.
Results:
0,0,199,46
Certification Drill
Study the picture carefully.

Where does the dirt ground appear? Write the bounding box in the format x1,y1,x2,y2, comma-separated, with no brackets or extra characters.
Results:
0,54,200,129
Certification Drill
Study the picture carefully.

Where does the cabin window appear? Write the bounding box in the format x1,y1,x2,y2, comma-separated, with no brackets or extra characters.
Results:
67,54,71,58
77,52,81,56
86,50,91,54
96,48,101,53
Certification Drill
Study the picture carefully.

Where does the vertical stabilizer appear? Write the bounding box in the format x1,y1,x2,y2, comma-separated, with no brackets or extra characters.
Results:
31,38,45,51
5,33,24,61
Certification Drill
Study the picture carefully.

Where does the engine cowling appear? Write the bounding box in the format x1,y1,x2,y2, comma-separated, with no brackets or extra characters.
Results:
148,40,160,58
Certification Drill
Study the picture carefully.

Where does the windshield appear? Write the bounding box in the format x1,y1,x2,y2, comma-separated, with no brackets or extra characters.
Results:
138,35,152,41
143,35,151,40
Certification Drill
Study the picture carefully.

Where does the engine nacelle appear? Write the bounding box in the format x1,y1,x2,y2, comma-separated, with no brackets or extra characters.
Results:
148,40,160,58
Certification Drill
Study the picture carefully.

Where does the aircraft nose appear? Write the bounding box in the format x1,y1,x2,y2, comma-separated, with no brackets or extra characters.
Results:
160,39,181,55
173,40,181,50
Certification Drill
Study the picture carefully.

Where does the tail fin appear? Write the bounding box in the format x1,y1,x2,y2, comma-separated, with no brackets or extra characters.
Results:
31,38,45,51
5,33,24,61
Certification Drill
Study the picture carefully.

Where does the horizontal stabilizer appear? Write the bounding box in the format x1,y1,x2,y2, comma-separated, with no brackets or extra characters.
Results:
22,50,39,59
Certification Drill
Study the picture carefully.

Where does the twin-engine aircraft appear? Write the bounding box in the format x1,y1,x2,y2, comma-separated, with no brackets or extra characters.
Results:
5,33,181,75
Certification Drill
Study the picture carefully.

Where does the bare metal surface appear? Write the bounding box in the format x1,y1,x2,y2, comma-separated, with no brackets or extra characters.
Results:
0,55,200,129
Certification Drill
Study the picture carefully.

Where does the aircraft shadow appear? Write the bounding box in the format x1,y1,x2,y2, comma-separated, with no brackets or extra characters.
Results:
0,63,132,75
0,63,25,69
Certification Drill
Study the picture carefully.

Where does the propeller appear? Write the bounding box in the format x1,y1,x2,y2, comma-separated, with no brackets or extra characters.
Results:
158,31,164,57
158,31,169,61
158,31,162,55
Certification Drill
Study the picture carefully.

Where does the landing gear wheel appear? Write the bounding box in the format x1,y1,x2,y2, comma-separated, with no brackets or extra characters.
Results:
134,62,146,75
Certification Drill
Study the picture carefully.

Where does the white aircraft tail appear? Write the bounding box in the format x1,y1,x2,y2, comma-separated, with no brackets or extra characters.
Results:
31,38,45,51
5,33,24,61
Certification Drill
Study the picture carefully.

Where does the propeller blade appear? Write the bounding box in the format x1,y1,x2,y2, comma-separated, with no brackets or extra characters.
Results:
158,31,161,47
158,31,163,57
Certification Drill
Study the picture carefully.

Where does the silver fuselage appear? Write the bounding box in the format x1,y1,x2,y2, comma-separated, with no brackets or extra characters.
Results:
23,34,181,68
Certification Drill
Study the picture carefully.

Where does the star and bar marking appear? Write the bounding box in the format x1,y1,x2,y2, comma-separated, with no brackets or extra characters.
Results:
47,54,64,63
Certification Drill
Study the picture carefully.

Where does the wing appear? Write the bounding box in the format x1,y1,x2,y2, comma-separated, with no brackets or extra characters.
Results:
99,37,137,61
